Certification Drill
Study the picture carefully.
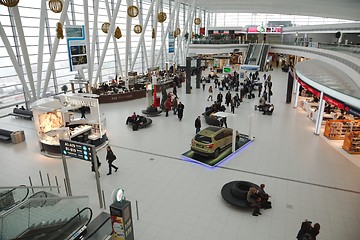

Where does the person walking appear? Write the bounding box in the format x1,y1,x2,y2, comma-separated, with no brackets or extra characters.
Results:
91,154,102,177
217,92,223,104
195,116,201,134
106,146,118,175
230,97,235,114
202,77,206,91
172,97,178,115
258,82,263,97
164,98,171,117
225,91,232,106
177,101,185,121
207,86,213,101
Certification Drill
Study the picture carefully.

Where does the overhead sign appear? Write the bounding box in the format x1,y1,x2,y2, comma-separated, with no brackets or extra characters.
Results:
65,25,87,71
59,139,95,161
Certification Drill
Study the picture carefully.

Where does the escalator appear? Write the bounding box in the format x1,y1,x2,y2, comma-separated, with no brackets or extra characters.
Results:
1,195,89,240
244,44,262,65
0,185,29,212
244,44,254,64
15,207,92,240
0,186,58,213
258,44,270,71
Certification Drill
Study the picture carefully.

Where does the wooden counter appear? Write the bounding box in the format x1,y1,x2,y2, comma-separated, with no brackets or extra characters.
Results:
98,90,146,104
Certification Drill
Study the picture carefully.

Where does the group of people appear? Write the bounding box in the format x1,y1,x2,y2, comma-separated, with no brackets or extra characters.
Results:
162,87,185,121
246,184,272,216
91,146,118,176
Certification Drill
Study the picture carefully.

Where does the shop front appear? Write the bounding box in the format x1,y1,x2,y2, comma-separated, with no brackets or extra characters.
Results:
31,94,108,157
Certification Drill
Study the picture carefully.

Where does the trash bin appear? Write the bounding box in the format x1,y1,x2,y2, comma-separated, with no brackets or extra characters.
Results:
11,130,25,144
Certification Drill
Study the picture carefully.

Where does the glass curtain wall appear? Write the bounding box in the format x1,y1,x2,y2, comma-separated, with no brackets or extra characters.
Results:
209,13,357,28
0,0,193,110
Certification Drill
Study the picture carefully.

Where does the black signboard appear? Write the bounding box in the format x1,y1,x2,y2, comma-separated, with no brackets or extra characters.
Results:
59,139,95,161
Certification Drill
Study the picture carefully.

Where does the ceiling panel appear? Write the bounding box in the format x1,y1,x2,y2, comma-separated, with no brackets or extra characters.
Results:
180,0,360,21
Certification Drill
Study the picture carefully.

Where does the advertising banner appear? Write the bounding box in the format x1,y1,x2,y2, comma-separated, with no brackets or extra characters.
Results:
168,32,175,53
65,25,87,71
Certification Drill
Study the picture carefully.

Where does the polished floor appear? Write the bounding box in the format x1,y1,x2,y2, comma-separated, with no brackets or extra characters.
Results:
0,67,360,240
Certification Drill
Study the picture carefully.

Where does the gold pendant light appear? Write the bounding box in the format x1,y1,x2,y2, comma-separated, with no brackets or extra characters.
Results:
0,0,19,7
49,0,63,13
157,12,167,23
101,22,110,33
152,28,155,39
127,5,139,18
56,22,64,39
134,25,142,34
194,18,201,25
114,27,122,39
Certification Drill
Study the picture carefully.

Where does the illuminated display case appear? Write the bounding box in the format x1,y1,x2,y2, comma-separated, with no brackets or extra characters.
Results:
31,94,108,157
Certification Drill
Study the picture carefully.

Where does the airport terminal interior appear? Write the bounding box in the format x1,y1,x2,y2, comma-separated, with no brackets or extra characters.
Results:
0,0,360,240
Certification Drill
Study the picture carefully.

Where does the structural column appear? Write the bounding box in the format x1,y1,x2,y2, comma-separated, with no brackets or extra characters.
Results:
314,91,326,135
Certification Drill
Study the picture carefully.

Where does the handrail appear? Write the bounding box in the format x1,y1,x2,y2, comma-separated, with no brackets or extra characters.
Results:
0,195,89,218
0,185,29,211
271,45,360,75
0,186,61,190
15,207,93,240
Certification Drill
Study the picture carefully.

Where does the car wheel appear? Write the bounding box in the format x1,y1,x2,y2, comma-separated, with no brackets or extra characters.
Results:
213,148,220,158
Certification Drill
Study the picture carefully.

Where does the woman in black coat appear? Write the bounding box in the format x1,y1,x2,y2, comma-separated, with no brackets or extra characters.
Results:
106,146,118,175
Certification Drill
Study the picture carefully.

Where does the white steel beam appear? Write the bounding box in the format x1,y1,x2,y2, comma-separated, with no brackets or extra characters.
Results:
151,0,161,67
89,0,100,87
42,0,71,98
105,0,123,78
12,6,37,101
83,0,92,87
155,0,179,66
130,0,155,71
137,0,149,71
36,0,47,99
174,1,194,65
0,22,32,102
184,5,196,61
94,0,122,85
125,0,133,86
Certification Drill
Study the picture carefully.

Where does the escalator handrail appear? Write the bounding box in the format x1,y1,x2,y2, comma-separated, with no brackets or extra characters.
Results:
0,185,29,212
256,43,265,66
1,195,89,218
15,207,93,240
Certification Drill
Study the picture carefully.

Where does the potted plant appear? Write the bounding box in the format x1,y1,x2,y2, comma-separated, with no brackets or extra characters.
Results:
61,85,68,94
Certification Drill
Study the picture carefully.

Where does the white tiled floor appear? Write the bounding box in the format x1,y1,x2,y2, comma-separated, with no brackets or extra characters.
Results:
1,67,360,240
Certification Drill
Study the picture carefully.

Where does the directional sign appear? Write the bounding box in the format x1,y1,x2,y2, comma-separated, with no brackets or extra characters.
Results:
59,139,95,161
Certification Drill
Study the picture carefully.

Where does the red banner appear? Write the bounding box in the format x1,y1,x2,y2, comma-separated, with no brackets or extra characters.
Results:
323,95,345,110
200,27,205,35
297,78,320,97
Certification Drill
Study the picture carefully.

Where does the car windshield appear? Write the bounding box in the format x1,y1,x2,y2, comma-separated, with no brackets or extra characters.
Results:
194,135,212,144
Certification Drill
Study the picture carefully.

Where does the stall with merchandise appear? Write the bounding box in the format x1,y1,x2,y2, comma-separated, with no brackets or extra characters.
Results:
31,94,108,156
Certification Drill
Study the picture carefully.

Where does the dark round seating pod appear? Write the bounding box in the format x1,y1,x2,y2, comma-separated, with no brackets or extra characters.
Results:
221,181,261,208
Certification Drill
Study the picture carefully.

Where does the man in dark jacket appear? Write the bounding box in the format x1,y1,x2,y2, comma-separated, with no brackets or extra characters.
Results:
195,116,201,134
177,102,185,121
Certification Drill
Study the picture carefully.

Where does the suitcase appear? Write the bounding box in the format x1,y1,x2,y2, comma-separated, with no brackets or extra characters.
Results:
132,124,139,131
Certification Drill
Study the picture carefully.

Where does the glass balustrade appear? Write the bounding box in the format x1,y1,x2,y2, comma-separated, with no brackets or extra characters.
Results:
0,195,89,240
0,186,62,215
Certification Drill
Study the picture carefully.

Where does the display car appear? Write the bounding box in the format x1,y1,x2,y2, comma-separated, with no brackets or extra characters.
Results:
191,126,239,158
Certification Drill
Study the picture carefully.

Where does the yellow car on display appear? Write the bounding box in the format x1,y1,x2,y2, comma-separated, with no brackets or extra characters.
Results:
191,126,239,158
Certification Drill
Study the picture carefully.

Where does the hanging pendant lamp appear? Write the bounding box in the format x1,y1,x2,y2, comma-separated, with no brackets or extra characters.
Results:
101,22,110,33
127,5,139,18
134,25,142,34
114,27,122,39
0,0,19,7
157,12,167,23
49,0,63,13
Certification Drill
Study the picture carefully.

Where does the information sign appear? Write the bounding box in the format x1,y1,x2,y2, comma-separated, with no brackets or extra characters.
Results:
59,139,95,162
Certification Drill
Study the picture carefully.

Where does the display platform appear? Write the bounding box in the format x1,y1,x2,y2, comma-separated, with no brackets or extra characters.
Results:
182,134,253,167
